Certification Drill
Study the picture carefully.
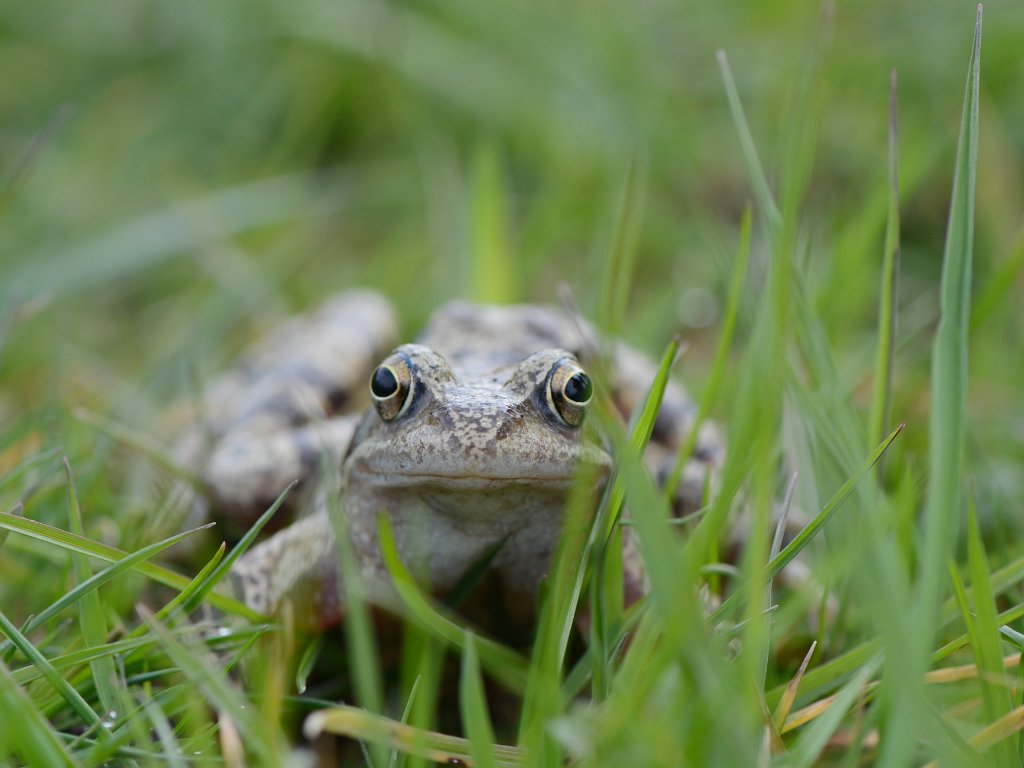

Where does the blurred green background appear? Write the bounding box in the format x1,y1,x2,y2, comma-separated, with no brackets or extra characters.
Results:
1,0,1023,569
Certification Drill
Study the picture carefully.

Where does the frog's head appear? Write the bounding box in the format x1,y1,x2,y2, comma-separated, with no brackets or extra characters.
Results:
341,343,611,601
345,343,610,496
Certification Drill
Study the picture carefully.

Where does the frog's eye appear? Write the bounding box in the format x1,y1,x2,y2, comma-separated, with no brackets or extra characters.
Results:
370,356,414,421
546,360,594,427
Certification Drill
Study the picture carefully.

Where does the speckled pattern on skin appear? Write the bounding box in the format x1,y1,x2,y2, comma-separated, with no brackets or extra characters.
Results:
178,291,724,632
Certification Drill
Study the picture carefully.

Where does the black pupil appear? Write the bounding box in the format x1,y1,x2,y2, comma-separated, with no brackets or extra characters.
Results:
563,371,593,403
371,366,399,398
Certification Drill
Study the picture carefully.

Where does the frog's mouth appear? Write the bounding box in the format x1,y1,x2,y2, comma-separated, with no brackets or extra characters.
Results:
346,442,612,494
351,464,582,492
376,473,577,489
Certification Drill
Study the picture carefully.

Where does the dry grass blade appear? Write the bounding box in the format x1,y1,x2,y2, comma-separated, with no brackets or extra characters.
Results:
305,705,525,767
774,641,817,732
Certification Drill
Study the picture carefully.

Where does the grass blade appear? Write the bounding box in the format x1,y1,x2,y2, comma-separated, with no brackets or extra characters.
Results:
887,8,982,763
306,706,525,767
599,160,645,336
470,144,517,303
326,488,385,767
460,632,498,768
784,660,877,766
377,515,529,693
0,607,100,727
868,69,902,451
0,524,212,657
0,510,259,620
64,460,121,720
717,50,781,233
0,659,77,767
965,489,1016,765
710,422,904,621
664,203,751,503
182,480,295,613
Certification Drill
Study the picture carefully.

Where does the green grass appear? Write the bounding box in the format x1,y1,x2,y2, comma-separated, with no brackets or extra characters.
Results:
3,1,1024,765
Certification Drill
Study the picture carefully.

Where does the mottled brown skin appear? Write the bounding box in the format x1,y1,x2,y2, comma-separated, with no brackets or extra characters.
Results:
178,292,723,631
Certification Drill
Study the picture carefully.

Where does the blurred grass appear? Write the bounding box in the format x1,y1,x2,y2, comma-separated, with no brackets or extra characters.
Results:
3,0,1024,765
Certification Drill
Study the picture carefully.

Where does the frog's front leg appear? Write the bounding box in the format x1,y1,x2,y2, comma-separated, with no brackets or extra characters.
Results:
176,290,397,526
227,498,396,631
228,508,343,630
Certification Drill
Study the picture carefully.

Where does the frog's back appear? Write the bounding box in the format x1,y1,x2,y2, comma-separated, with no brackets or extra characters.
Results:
419,301,586,385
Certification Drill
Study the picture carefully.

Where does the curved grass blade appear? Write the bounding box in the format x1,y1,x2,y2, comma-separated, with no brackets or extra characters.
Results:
0,524,212,658
0,510,258,620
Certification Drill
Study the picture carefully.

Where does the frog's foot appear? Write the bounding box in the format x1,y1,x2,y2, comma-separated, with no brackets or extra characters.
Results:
174,290,397,528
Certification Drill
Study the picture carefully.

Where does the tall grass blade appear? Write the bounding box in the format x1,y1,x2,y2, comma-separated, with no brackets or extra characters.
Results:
599,160,644,336
717,50,781,233
517,459,604,763
665,203,751,503
470,144,516,303
324,482,385,767
886,8,982,764
868,70,902,451
460,632,498,768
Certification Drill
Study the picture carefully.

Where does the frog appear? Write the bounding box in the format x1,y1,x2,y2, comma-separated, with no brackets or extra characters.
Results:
174,290,723,634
